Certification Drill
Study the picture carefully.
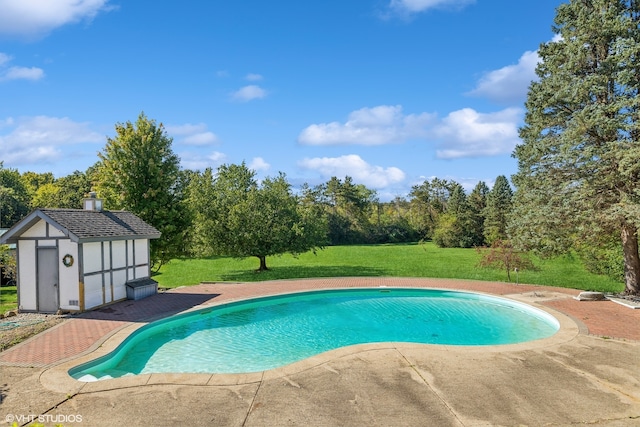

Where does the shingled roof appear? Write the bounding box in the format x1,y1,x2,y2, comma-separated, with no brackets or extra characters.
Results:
0,208,161,244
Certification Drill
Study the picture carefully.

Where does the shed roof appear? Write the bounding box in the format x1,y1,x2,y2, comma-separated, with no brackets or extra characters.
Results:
0,209,161,244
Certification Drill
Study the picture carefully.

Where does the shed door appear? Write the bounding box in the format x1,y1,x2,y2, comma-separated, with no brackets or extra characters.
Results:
37,248,59,313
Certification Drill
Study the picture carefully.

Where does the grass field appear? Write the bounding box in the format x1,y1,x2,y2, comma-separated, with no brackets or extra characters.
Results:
0,243,625,314
0,285,17,314
155,242,624,293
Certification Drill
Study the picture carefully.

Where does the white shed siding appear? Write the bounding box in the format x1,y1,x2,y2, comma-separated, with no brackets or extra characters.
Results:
83,242,103,273
135,239,149,265
103,272,112,303
49,226,66,237
17,240,37,311
84,274,103,310
103,244,110,270
134,265,148,279
127,240,134,265
112,240,126,269
58,239,79,310
112,269,127,300
21,220,47,237
81,238,153,309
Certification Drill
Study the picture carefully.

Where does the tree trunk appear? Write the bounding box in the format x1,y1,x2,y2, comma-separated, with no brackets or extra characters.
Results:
621,223,640,295
257,255,268,272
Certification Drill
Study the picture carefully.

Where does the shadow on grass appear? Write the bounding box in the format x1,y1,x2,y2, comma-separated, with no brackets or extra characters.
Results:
219,265,387,282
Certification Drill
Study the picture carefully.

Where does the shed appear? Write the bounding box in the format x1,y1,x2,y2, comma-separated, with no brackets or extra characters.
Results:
0,199,161,313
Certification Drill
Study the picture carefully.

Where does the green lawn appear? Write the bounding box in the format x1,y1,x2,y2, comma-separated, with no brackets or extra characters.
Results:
155,242,624,293
0,243,624,314
0,285,17,314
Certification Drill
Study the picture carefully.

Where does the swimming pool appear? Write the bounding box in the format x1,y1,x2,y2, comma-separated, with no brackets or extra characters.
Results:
70,288,559,381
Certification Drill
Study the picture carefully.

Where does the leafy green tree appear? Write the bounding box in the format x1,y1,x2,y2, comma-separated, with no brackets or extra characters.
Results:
432,182,476,248
373,197,419,243
483,176,513,246
21,171,54,206
30,182,61,208
512,0,640,294
408,178,454,240
0,243,16,285
95,113,191,270
188,163,326,271
432,213,457,248
0,162,30,228
55,170,94,208
305,176,376,245
26,170,93,209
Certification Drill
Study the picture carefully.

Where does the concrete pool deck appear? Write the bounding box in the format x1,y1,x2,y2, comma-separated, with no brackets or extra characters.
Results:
1,277,639,426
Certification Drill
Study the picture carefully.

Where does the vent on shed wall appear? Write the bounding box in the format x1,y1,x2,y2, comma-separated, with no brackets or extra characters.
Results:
69,300,79,306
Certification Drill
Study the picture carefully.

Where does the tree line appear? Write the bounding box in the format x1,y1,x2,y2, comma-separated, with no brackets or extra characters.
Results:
0,110,622,286
0,115,515,271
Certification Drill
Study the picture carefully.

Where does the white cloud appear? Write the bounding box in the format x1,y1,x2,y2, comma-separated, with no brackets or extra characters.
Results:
0,53,11,66
299,154,406,189
231,85,267,102
165,122,218,146
182,132,217,145
298,105,434,146
249,157,270,172
300,104,521,159
207,151,227,162
467,50,539,104
0,0,114,38
180,151,227,171
0,52,45,82
165,123,207,135
0,115,102,166
432,107,522,159
245,73,263,81
3,66,45,81
0,117,14,128
389,0,475,13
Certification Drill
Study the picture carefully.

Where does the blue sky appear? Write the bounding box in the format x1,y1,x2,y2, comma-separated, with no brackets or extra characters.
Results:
0,0,562,200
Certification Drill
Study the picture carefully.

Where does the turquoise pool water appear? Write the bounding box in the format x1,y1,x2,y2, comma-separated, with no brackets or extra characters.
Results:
70,288,559,381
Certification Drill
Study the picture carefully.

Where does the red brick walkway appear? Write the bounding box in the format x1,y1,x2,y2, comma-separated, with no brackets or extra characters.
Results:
1,278,638,367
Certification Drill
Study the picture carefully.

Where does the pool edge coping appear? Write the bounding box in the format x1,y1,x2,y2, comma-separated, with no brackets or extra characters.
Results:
39,285,581,395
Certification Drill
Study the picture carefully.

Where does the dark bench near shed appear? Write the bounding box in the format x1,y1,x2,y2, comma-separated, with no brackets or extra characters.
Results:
126,278,158,301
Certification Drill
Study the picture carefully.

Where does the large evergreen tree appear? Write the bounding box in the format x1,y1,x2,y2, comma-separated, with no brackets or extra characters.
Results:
468,181,489,247
95,113,191,270
512,0,640,294
484,176,513,246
